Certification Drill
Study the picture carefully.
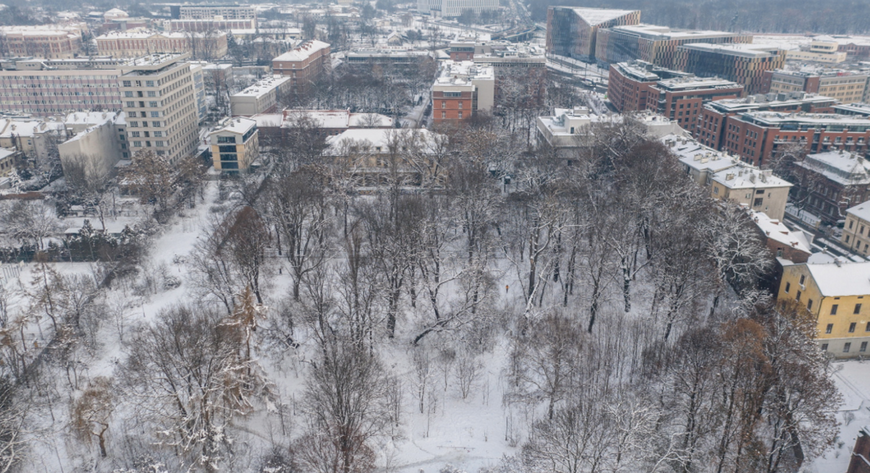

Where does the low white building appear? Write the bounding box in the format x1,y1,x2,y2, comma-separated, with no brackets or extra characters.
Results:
230,76,293,117
59,111,127,187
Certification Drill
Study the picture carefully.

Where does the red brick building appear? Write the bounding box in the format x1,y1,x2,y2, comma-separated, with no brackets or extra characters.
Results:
696,94,839,164
272,40,331,100
646,76,743,134
608,60,687,112
431,61,494,124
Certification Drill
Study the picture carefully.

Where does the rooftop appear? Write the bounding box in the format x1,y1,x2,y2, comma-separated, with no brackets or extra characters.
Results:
232,76,291,98
711,163,792,189
655,75,742,91
706,92,835,113
663,134,742,172
324,129,444,155
846,200,870,223
833,103,870,116
563,7,639,26
273,40,330,62
210,117,257,136
679,42,785,58
283,109,393,129
749,209,812,254
97,30,224,40
610,24,741,41
435,60,493,86
799,150,870,186
738,111,870,128
805,261,870,297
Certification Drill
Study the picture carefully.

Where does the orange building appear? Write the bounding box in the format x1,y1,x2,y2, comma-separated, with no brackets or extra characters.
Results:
272,40,331,101
432,61,494,124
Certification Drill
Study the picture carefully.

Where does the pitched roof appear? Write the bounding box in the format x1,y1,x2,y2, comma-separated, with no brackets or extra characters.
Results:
806,261,870,297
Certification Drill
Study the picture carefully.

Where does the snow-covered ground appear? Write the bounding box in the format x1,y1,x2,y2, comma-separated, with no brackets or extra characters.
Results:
804,359,870,472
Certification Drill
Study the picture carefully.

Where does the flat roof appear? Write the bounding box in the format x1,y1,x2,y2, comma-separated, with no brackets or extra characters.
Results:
611,24,741,41
679,42,784,58
655,75,742,91
711,163,792,189
232,75,291,98
210,117,256,135
664,135,741,172
561,7,639,26
800,150,870,185
273,40,330,62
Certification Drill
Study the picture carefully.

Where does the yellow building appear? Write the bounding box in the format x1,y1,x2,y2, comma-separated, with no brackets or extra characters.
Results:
209,117,259,173
842,200,870,256
778,261,870,357
709,163,793,221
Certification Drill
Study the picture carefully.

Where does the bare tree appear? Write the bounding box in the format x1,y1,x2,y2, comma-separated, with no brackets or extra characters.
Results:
70,376,114,458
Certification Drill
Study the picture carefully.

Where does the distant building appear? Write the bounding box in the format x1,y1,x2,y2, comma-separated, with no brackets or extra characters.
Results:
253,109,394,143
847,427,870,473
120,53,200,165
0,118,66,163
417,0,499,18
793,150,870,225
230,76,293,117
778,261,870,357
595,24,752,69
785,38,847,63
272,40,331,100
762,69,868,104
0,67,123,117
209,117,258,173
647,76,744,134
174,5,257,21
344,49,435,73
607,60,689,113
0,148,18,177
834,103,870,117
546,7,641,62
169,19,257,32
665,134,745,187
431,60,494,124
710,163,793,221
696,93,838,154
842,200,870,257
96,31,228,60
674,43,787,95
0,25,84,59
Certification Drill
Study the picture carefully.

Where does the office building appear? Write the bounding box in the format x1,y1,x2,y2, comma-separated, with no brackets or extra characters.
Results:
607,60,689,112
546,7,641,61
169,19,257,32
432,60,494,124
674,43,787,94
0,67,123,117
646,76,744,133
762,69,868,104
209,117,258,173
119,53,200,165
272,40,331,100
173,5,257,21
417,0,499,18
595,24,751,69
785,38,847,63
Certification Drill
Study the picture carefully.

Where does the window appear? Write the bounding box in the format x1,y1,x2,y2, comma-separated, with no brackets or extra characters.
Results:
807,299,813,310
147,91,156,97
799,275,806,285
127,111,136,118
133,141,141,147
145,80,154,87
796,290,801,302
458,112,463,119
713,187,719,195
131,131,140,137
122,80,131,87
442,101,446,109
867,322,870,332
831,304,838,315
441,111,446,119
126,101,135,107
151,112,160,118
152,122,161,127
129,121,138,127
826,323,833,334
821,343,828,351
217,136,235,144
856,303,863,314
850,322,857,333
862,342,868,353
754,198,763,207
124,91,133,97
844,342,852,353
785,282,790,293
458,101,463,109
218,145,237,153
149,101,158,108
155,141,164,147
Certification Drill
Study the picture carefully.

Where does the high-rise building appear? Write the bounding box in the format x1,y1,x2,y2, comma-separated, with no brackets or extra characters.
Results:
674,43,787,95
546,7,641,61
272,40,331,100
595,24,752,69
119,53,200,165
762,69,868,104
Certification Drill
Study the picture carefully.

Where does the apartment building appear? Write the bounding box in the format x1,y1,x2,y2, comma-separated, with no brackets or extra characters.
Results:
0,118,66,163
344,50,435,73
834,103,870,117
209,117,258,173
272,40,331,100
778,261,870,358
595,24,752,69
119,54,200,165
0,68,123,117
546,7,641,61
842,200,870,256
749,209,812,264
696,93,838,152
0,25,84,59
96,31,228,60
674,43,787,95
793,150,870,225
762,69,868,104
431,60,494,124
646,76,743,134
230,76,293,116
710,163,792,220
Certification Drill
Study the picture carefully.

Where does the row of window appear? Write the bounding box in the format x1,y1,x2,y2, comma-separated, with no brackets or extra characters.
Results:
825,321,870,333
821,341,868,353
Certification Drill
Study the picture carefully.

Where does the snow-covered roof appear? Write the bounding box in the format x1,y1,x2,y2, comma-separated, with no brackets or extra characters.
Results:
846,200,870,223
610,24,740,41
434,60,493,87
210,117,257,136
711,163,792,189
664,134,741,172
805,261,870,297
706,93,835,114
798,151,870,186
679,42,784,58
63,111,118,128
233,76,291,98
566,7,638,26
273,40,330,62
251,113,283,128
324,129,443,155
0,119,65,138
833,103,870,116
655,75,742,91
749,210,812,254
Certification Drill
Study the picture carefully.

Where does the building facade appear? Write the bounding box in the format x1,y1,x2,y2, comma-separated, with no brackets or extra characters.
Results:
119,53,200,165
785,39,847,63
431,60,494,124
793,150,870,225
272,40,331,100
0,25,84,59
546,7,641,61
230,76,293,116
607,60,689,112
168,19,257,33
674,43,787,95
0,68,123,117
709,163,792,220
174,5,257,21
417,0,499,18
646,76,743,134
842,200,870,257
59,111,127,185
96,31,228,60
762,69,868,104
209,117,258,173
778,261,870,358
595,24,752,69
